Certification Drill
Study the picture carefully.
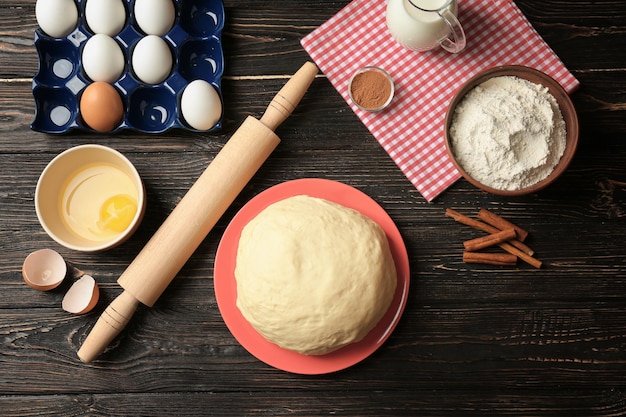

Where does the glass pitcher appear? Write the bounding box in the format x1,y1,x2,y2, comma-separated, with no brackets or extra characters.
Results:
386,0,466,53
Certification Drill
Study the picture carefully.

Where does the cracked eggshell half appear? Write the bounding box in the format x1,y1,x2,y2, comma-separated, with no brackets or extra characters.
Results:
22,248,67,291
62,275,100,314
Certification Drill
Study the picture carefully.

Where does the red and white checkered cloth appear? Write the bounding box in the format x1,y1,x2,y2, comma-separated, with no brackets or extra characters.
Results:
301,0,579,201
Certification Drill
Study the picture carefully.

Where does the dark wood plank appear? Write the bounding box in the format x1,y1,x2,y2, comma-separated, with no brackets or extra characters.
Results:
4,390,626,417
3,298,626,390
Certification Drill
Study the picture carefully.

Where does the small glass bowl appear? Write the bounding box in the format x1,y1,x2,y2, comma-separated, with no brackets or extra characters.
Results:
348,66,394,112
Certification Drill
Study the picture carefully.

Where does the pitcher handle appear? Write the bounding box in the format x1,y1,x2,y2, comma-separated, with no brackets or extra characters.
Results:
438,7,466,53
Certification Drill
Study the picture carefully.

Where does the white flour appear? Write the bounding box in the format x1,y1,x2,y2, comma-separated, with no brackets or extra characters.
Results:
449,75,566,191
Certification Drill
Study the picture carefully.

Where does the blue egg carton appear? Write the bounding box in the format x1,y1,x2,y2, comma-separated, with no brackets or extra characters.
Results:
31,0,224,134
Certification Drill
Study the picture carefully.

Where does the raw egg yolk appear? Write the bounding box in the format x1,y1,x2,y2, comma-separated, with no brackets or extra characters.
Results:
97,194,138,233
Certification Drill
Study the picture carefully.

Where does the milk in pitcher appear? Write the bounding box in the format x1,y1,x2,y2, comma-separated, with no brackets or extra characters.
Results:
386,0,459,52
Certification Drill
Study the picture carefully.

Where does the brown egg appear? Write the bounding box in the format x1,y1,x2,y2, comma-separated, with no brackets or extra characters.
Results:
80,82,124,132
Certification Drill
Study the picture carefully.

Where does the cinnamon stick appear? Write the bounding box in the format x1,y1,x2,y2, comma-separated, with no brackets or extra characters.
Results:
463,228,516,252
477,208,529,242
463,252,518,266
499,242,543,268
445,208,542,268
445,208,534,256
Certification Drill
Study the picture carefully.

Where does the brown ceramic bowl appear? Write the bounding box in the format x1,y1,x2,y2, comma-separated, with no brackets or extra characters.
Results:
444,65,579,196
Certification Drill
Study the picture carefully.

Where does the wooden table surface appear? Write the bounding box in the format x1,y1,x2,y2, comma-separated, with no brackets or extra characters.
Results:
2,0,626,415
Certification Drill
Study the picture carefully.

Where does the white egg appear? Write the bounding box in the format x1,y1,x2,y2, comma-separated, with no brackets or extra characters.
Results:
35,0,79,38
180,80,222,131
132,35,173,85
82,34,125,83
85,0,127,36
134,0,176,36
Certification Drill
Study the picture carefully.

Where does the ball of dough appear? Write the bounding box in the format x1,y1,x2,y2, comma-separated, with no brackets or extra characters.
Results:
235,195,397,355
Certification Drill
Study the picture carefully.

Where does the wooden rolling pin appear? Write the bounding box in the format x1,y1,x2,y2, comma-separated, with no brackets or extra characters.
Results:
77,62,319,362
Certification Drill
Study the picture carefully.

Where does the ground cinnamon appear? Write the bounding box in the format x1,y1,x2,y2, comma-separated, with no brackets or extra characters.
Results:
350,69,392,110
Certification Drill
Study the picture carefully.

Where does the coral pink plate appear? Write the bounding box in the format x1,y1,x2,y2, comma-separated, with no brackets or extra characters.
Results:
213,178,410,374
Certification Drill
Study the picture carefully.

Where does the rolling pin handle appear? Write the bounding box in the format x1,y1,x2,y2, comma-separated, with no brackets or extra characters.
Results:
260,61,319,131
77,290,140,363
